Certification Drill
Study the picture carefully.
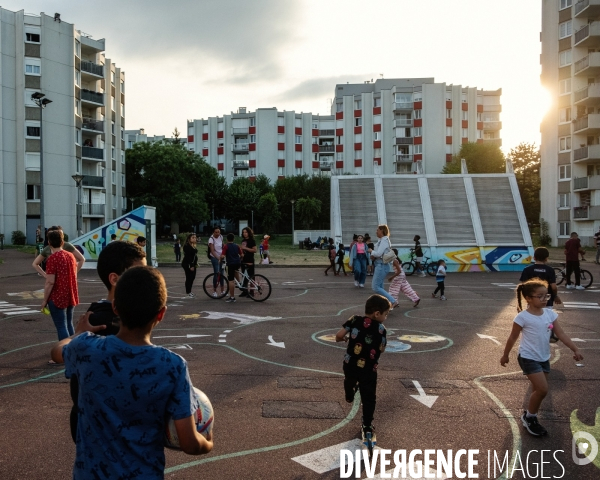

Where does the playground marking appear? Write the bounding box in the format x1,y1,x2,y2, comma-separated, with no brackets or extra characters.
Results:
201,311,282,325
562,302,600,310
0,303,39,316
291,439,376,473
409,380,438,408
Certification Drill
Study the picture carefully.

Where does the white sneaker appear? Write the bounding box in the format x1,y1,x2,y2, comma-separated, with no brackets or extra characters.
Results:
188,293,195,298
359,284,365,288
440,295,447,300
212,292,218,298
354,281,359,287
566,285,575,289
575,285,585,290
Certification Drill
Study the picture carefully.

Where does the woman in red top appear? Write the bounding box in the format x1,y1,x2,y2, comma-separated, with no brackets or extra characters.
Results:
41,230,79,353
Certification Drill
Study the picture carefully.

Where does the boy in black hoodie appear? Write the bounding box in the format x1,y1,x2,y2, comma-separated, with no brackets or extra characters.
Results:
69,240,146,441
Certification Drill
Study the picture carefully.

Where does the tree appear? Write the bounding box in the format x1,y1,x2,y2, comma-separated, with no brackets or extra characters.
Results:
507,142,541,225
125,141,218,230
257,192,280,233
442,142,505,174
224,178,260,224
172,127,181,144
295,197,322,229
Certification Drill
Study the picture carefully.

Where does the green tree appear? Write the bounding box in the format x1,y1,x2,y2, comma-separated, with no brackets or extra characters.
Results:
257,192,280,233
507,142,541,225
273,175,309,232
295,197,322,229
125,141,217,230
224,178,260,224
254,174,273,198
442,142,505,174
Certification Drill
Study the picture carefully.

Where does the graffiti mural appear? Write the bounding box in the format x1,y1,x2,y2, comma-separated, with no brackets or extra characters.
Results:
72,206,148,260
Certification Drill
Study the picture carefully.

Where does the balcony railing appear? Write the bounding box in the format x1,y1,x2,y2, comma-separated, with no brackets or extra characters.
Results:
575,116,589,132
82,175,104,187
395,137,414,145
319,161,333,170
395,154,413,163
233,160,249,169
319,129,335,136
575,55,590,74
574,206,589,219
82,118,104,132
81,60,104,77
575,0,590,15
483,121,502,130
319,145,334,152
232,127,249,135
574,176,589,190
575,24,590,45
574,146,589,161
81,89,104,105
393,102,413,111
82,146,104,160
82,203,105,215
394,119,413,127
232,143,249,152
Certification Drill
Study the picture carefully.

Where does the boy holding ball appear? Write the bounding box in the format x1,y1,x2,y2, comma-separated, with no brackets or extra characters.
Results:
51,267,213,479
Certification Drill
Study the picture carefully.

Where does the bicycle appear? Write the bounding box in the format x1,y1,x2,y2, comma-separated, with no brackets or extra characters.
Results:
402,250,437,276
202,262,272,302
553,262,594,289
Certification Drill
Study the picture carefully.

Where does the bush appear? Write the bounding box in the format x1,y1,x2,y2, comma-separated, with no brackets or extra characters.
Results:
11,230,26,245
539,218,551,247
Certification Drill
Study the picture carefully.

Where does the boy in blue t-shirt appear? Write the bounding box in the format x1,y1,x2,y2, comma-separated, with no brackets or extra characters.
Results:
335,294,390,446
220,232,243,303
51,267,213,479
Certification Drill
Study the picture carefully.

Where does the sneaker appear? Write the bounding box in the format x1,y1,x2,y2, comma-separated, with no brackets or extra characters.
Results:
413,299,420,307
575,285,585,290
440,295,447,300
566,284,575,289
354,280,359,287
225,297,236,303
361,424,377,448
212,292,218,298
359,284,365,288
521,412,547,436
432,293,438,298
187,293,195,298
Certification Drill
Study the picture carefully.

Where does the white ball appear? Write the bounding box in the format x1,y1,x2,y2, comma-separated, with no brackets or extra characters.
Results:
164,387,214,449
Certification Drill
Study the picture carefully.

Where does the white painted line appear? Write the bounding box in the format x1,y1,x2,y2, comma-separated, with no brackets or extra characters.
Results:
292,439,376,474
218,339,226,343
153,334,210,339
219,334,227,338
562,302,599,305
223,330,232,333
1,310,37,316
477,333,501,345
563,305,600,310
410,380,438,408
267,335,285,348
0,301,8,304
0,309,31,313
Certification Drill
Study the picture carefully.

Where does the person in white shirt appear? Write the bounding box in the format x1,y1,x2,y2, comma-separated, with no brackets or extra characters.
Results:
208,227,225,297
432,260,447,300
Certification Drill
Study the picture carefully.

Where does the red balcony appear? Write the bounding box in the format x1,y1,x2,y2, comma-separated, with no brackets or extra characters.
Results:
295,144,302,152
477,122,483,130
336,112,343,120
249,176,255,182
354,143,362,150
446,119,452,127
202,133,208,141
336,128,343,136
446,154,453,162
312,144,319,153
312,161,319,169
249,159,256,168
462,103,468,111
217,146,224,155
217,131,224,138
414,119,422,127
336,161,344,169
414,154,422,161
354,109,362,117
278,159,285,167
477,104,483,113
373,124,381,132
374,157,382,165
249,143,256,151
462,120,468,128
374,140,381,149
462,137,468,144
354,159,362,167
312,128,319,137
202,148,208,156
354,126,362,134
278,143,285,150
295,160,302,168
446,101,452,109
187,135,194,142
414,101,422,109
446,136,452,144
278,126,285,134
217,163,224,171
295,127,302,135
414,137,422,145
373,106,381,115
336,145,343,152
249,126,256,134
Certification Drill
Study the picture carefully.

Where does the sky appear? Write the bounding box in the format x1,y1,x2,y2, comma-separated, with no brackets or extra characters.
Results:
3,0,546,153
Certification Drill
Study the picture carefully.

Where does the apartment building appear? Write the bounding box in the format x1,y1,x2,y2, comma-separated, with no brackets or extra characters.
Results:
187,79,501,184
0,8,126,244
541,0,600,246
124,128,187,149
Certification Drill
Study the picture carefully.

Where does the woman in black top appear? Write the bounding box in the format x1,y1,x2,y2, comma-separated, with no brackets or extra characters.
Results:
239,227,257,297
182,233,198,297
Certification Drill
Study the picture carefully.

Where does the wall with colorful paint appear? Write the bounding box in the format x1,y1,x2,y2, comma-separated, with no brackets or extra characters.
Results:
70,206,156,262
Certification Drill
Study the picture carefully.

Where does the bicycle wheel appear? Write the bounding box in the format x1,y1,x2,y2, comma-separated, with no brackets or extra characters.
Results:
580,270,594,289
247,274,272,302
202,273,229,299
402,262,415,276
427,263,438,276
553,267,565,285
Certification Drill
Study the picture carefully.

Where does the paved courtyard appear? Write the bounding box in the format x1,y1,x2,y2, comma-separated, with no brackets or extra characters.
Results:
0,255,599,479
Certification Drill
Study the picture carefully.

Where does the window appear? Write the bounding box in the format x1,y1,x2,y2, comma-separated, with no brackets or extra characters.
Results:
482,112,499,122
446,127,452,136
354,134,362,143
414,109,422,119
559,78,571,95
120,81,125,93
559,136,572,152
462,128,468,137
26,126,40,137
446,109,452,119
120,128,124,140
559,20,572,39
414,145,423,154
250,134,256,143
111,96,116,111
75,100,80,116
295,135,302,144
462,111,468,120
336,103,343,112
121,174,126,186
413,127,422,137
121,152,125,164
336,152,343,161
373,132,381,140
373,115,382,124
559,107,571,124
111,171,116,184
75,39,80,57
355,118,362,127
111,71,116,84
374,148,381,157
374,98,381,107
25,64,40,75
111,122,115,134
26,184,41,200
395,93,412,103
354,100,362,110
111,147,115,159
75,129,81,145
250,117,256,126
25,32,40,43
112,194,117,206
558,193,570,208
558,222,570,236
559,49,572,67
560,0,572,9
77,158,81,173
75,70,80,86
337,136,343,144
312,123,318,129
559,164,572,180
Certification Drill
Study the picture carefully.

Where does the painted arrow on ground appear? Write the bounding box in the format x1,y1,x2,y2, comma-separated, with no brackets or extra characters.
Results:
477,333,501,345
267,335,285,348
571,338,600,342
153,334,211,339
410,381,438,408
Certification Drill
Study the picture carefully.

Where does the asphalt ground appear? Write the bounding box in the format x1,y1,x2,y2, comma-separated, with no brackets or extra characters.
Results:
0,259,599,480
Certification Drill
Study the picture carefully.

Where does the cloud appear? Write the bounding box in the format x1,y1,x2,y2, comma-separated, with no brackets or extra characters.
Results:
270,74,375,103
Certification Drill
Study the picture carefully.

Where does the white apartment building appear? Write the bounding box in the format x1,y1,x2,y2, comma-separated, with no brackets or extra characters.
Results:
540,0,600,246
0,9,126,244
124,128,187,149
187,79,501,184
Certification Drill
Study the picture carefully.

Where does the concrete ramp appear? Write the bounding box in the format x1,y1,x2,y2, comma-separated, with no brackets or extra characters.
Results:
331,169,533,272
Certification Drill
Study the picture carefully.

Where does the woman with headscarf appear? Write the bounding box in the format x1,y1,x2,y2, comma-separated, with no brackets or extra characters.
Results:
369,224,396,306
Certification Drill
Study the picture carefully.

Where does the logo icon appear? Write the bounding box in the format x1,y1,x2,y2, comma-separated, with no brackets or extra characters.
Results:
572,431,599,466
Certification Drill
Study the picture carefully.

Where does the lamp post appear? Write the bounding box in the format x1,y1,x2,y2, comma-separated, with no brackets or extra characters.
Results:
290,199,295,245
31,92,52,240
72,174,85,236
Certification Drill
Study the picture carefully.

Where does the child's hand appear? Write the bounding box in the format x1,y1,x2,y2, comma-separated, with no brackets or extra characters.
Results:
75,311,107,335
500,354,509,367
573,350,584,362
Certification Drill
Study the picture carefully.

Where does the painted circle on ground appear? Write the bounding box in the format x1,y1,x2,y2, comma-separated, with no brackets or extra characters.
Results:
311,328,453,353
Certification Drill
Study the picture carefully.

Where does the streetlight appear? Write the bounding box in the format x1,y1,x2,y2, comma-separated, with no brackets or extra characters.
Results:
72,174,85,236
290,199,295,245
31,92,52,241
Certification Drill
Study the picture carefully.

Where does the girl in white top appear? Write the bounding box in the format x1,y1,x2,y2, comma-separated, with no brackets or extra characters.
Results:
500,279,583,437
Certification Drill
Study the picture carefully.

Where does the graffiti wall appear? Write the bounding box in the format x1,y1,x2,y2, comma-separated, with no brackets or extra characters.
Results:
71,206,150,260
